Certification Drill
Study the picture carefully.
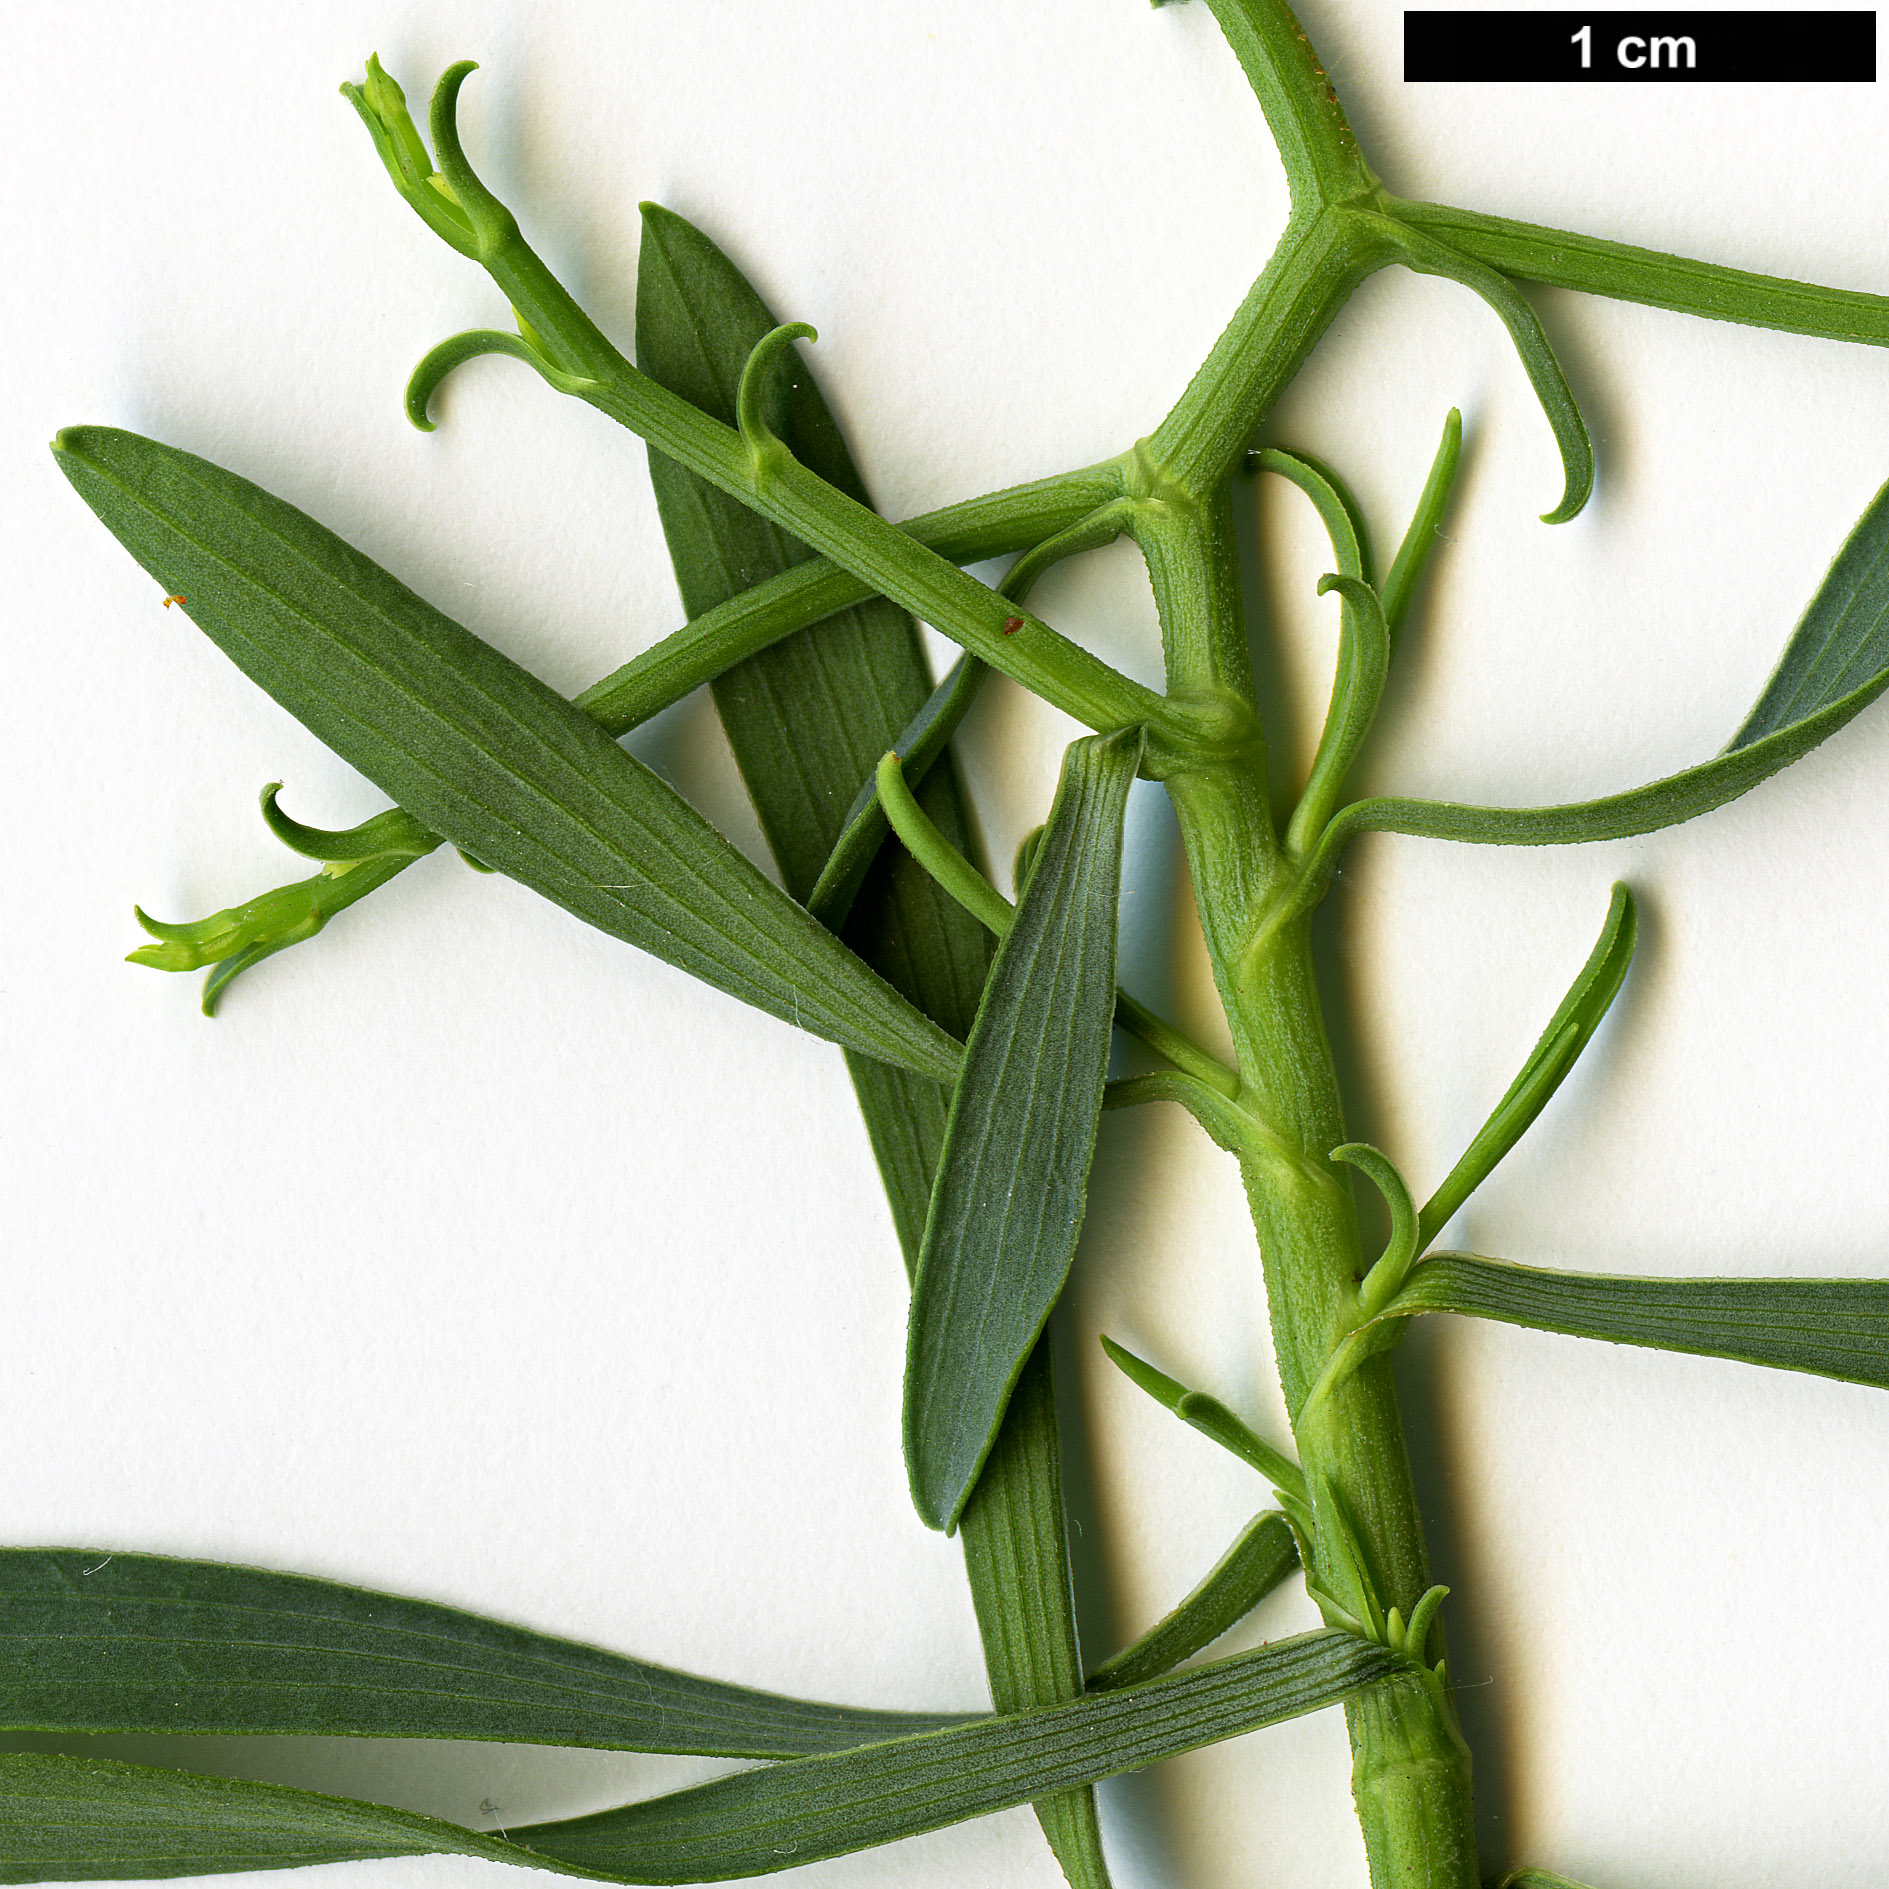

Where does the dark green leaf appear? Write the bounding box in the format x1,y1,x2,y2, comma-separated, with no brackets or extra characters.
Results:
636,203,931,905
519,1630,1390,1883
0,1753,500,1883
632,205,1103,1884
1731,469,1889,748
0,1551,963,1755
0,1632,1397,1884
53,426,958,1083
1088,1512,1300,1692
1395,1253,1889,1389
905,728,1142,1533
953,1343,1107,1884
807,653,988,929
1324,475,1889,856
1417,882,1636,1247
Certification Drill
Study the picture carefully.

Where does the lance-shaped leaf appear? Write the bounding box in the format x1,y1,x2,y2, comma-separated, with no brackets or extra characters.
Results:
1392,1253,1889,1389
0,1551,963,1755
1317,473,1889,862
52,426,959,1083
634,203,1105,1887
0,1633,1396,1885
1417,882,1637,1248
904,728,1142,1533
1087,1512,1301,1692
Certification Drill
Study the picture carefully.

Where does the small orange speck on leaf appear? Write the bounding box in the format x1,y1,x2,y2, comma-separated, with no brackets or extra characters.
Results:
1002,616,1023,635
162,594,185,609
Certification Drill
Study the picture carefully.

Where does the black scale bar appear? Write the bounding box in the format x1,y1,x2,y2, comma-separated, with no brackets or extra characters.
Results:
1405,11,1876,80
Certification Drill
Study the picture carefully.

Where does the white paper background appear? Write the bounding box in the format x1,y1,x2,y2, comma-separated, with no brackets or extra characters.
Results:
5,3,1889,1886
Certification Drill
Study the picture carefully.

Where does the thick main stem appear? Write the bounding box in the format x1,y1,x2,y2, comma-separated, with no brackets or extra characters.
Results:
1137,491,1476,1887
1177,795,1477,1889
1232,914,1476,1889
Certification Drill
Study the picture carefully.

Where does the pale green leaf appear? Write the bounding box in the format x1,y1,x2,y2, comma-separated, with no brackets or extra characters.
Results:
1417,882,1636,1247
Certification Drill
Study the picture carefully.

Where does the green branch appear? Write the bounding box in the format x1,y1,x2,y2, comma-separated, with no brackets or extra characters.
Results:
1392,196,1889,347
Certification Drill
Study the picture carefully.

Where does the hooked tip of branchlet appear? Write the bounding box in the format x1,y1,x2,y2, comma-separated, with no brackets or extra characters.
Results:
1539,462,1593,526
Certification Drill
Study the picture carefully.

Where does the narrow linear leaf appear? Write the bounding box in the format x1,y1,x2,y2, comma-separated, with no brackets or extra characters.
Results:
953,1342,1107,1886
0,1753,504,1884
1099,1337,1307,1503
1290,573,1391,853
0,1551,963,1756
633,205,1105,1885
54,426,959,1083
1380,406,1463,648
1394,195,1889,349
0,1632,1397,1885
636,203,939,905
1088,1512,1300,1692
257,787,435,864
904,728,1143,1533
1395,1253,1889,1390
1375,216,1592,524
167,464,1105,1019
516,1630,1392,1883
1250,448,1388,854
1498,1872,1601,1889
1732,466,1889,748
1322,474,1889,859
1417,882,1636,1247
1249,447,1370,581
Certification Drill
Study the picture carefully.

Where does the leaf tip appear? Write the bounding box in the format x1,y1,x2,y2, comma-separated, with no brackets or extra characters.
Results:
1538,451,1594,525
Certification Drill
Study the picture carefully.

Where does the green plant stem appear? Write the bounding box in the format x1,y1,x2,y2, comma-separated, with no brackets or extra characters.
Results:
1137,475,1476,1884
578,465,1123,736
1198,0,1378,212
1147,205,1393,500
1390,196,1889,344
